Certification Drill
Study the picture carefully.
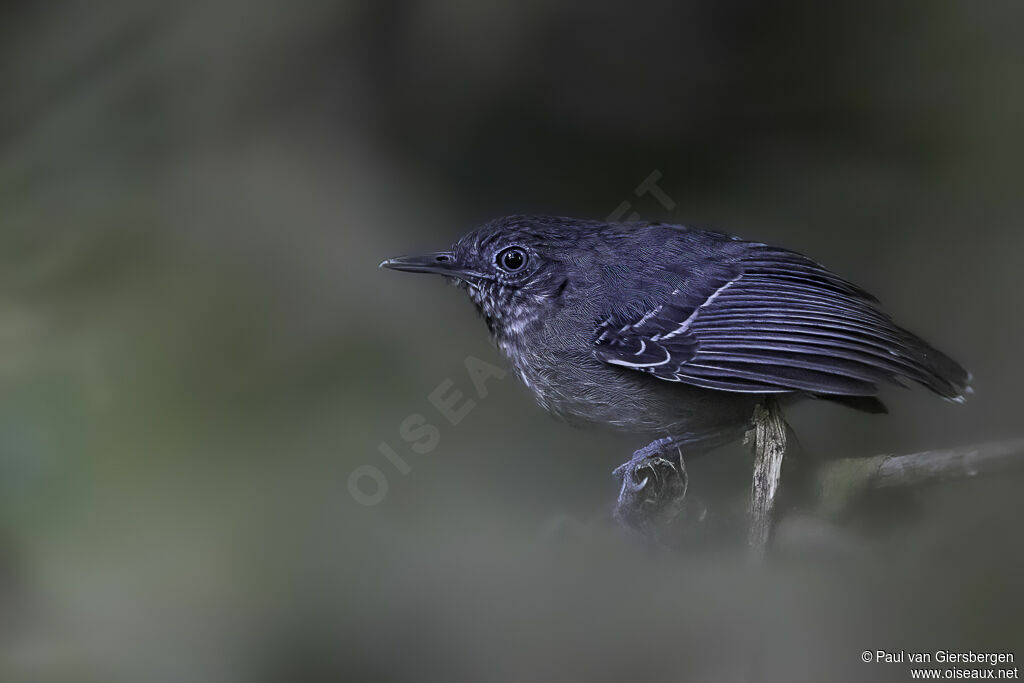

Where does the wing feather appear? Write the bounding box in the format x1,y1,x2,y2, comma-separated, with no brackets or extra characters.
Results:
594,245,970,400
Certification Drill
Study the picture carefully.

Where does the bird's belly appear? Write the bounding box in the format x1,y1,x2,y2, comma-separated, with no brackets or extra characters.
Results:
506,345,758,439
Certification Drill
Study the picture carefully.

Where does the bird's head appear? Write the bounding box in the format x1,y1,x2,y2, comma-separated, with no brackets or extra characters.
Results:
380,216,600,340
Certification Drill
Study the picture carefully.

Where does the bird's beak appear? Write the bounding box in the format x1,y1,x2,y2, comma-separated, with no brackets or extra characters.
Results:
379,252,478,279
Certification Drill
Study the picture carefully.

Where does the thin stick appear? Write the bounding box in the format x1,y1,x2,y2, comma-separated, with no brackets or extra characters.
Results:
873,438,1024,487
747,398,788,557
815,437,1024,516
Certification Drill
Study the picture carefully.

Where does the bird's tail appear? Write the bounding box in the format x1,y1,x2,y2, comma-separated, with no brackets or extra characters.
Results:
896,327,972,403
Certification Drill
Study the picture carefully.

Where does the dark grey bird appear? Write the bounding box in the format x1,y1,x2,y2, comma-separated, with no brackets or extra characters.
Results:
381,216,970,524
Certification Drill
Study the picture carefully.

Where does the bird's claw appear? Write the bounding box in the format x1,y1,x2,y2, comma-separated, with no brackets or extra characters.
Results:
613,444,689,537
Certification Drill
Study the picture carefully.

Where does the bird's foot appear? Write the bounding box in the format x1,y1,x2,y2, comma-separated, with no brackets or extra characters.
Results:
613,437,691,539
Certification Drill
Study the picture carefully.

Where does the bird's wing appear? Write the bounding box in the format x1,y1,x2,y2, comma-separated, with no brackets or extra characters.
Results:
593,244,969,399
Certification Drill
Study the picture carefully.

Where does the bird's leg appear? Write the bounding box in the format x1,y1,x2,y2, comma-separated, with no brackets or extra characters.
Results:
612,436,694,538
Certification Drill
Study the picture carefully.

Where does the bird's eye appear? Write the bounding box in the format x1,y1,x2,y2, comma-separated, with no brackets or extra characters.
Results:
497,247,527,272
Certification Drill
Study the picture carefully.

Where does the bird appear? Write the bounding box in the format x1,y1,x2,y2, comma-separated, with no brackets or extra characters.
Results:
380,216,970,527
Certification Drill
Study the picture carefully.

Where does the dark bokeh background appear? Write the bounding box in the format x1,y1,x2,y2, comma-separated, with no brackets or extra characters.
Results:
1,1,1022,681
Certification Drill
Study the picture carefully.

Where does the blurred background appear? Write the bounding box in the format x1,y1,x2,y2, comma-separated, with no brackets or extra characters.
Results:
1,1,1022,681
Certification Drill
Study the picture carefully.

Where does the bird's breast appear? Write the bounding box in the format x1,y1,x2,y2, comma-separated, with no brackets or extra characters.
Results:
497,325,757,440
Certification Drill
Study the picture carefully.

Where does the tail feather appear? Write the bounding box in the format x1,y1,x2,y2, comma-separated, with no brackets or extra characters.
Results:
814,394,889,414
897,327,971,402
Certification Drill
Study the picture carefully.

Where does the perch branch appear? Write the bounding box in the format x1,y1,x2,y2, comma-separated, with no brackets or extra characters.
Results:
815,437,1024,517
746,398,788,558
610,397,1024,548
